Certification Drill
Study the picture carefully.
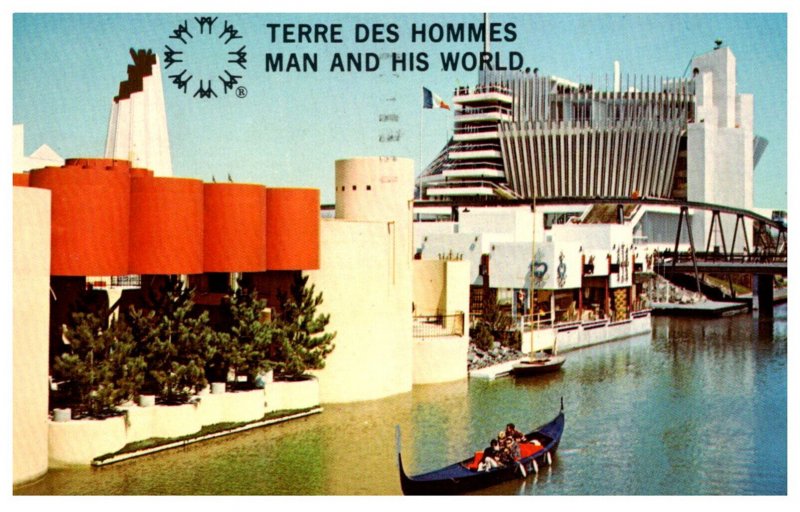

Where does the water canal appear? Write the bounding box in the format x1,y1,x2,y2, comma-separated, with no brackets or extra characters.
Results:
18,304,787,495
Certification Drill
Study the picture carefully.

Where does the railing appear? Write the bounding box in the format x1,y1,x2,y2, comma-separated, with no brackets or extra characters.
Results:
655,249,787,265
413,312,465,338
110,274,142,288
454,125,501,136
513,310,652,332
454,84,511,96
457,105,512,117
450,142,503,152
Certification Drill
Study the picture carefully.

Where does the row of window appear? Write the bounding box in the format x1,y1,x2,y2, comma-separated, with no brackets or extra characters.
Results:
340,184,373,191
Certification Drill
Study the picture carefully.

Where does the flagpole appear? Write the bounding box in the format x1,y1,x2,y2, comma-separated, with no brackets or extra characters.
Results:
419,86,423,199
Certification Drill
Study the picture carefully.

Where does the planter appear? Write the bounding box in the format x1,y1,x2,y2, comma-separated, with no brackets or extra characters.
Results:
138,394,156,407
53,408,71,422
210,382,227,394
254,370,273,388
264,376,320,413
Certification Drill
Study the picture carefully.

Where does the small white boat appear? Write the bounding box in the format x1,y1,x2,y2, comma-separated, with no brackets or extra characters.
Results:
511,353,566,377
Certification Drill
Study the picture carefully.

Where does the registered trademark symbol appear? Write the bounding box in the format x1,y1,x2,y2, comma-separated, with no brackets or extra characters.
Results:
236,86,248,98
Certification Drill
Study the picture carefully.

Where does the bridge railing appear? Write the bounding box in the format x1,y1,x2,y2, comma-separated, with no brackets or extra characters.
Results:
655,249,787,265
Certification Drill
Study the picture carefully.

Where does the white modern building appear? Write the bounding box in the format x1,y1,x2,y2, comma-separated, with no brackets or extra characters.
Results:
12,124,64,173
417,45,768,251
415,204,653,354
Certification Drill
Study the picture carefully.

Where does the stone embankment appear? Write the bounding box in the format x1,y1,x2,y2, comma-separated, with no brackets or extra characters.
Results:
643,275,707,304
468,342,524,371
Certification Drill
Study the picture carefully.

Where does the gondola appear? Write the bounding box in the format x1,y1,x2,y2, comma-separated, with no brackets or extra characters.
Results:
397,399,565,495
511,353,566,377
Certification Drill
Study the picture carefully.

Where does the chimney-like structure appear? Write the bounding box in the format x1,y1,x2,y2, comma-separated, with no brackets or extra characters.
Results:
104,49,173,176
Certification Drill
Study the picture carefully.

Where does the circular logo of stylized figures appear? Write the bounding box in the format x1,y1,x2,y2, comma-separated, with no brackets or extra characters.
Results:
164,17,247,99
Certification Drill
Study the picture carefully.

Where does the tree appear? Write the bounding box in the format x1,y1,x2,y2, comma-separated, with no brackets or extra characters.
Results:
470,298,513,351
128,277,215,403
213,287,276,387
271,274,336,380
53,311,145,418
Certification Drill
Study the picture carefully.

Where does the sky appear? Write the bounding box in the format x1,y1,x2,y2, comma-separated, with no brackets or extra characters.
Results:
8,7,791,209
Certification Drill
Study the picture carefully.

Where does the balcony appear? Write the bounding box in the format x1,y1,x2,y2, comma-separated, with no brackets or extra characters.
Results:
453,84,512,105
449,142,503,160
442,167,506,179
424,180,501,197
453,128,500,142
455,105,512,123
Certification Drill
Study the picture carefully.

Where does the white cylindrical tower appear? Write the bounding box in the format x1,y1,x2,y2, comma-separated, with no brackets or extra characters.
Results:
308,157,415,403
335,156,415,298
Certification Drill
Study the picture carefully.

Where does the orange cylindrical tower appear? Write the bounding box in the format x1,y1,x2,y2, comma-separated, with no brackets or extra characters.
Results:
203,183,267,272
264,188,320,270
12,173,30,186
65,158,132,174
129,176,204,275
28,159,131,276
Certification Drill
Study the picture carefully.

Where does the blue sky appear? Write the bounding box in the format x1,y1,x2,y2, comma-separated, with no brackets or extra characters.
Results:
10,10,789,208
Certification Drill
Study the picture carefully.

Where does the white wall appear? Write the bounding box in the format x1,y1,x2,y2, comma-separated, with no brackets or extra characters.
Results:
418,232,485,285
13,187,52,485
457,206,534,242
411,260,470,384
47,382,320,467
307,220,413,403
307,156,416,403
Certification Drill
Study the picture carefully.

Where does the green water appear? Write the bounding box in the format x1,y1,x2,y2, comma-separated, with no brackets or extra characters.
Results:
17,305,787,495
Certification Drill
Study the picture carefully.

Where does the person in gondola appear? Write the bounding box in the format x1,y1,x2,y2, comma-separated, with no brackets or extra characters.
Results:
505,423,527,443
477,439,501,472
498,435,527,477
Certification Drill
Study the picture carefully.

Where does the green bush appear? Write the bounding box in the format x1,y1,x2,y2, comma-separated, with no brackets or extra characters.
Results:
271,274,336,380
213,288,276,387
53,311,145,418
128,277,215,403
470,298,514,350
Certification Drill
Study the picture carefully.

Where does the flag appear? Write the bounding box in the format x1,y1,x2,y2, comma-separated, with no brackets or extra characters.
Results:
423,87,450,110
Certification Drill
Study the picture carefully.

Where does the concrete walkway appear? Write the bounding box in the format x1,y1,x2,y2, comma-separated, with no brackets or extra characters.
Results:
469,357,527,380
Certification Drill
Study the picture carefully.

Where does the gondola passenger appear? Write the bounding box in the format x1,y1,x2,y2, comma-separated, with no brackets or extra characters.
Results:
477,439,501,472
499,436,527,477
505,423,527,442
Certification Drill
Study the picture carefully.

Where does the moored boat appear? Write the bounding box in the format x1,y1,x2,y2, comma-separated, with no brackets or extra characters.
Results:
397,399,565,495
511,353,566,377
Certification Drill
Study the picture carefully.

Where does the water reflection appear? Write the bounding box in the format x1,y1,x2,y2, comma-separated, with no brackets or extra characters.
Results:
16,305,786,495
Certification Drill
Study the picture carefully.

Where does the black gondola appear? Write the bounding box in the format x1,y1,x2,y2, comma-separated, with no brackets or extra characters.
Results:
397,399,565,495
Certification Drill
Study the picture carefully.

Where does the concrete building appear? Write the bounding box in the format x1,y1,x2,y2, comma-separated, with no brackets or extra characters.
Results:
307,157,415,403
417,46,766,252
12,124,64,176
307,157,470,402
12,49,472,483
415,204,652,353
